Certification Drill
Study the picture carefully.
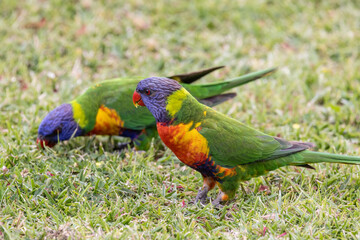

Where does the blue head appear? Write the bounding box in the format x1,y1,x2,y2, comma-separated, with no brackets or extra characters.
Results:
133,77,182,122
37,103,84,148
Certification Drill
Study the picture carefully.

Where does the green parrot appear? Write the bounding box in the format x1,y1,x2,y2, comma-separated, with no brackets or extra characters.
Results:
38,66,276,150
133,77,360,206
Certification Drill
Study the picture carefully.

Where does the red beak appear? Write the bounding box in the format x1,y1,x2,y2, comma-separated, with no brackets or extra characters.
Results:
37,138,56,149
133,91,145,108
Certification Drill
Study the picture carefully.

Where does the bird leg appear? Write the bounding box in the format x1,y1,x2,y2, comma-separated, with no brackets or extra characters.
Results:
195,186,209,204
194,176,216,204
212,191,229,208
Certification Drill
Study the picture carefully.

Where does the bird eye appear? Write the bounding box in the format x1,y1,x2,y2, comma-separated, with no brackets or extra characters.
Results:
145,89,151,95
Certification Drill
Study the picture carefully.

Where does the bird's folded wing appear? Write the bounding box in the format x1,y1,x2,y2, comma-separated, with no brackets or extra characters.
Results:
198,110,313,167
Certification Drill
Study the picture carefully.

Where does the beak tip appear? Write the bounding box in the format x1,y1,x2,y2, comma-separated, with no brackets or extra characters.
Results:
36,137,56,149
132,91,144,108
37,138,44,149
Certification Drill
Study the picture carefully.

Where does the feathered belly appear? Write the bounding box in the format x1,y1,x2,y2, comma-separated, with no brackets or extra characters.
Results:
157,121,210,167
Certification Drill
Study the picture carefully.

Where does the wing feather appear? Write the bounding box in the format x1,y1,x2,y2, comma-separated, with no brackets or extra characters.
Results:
198,110,313,167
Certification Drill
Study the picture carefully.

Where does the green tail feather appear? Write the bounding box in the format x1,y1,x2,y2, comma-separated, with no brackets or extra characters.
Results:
184,67,277,99
212,67,277,92
238,150,360,181
297,151,360,165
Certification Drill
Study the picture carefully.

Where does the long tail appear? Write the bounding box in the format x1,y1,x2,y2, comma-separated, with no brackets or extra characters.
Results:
184,67,277,99
295,151,360,165
242,150,360,180
169,66,224,84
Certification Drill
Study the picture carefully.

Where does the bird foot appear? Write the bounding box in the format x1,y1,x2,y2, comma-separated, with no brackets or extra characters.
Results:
193,187,209,205
211,199,224,209
195,196,209,205
211,191,227,208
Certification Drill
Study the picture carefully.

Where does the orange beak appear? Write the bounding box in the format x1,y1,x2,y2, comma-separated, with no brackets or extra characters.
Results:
37,138,56,149
133,91,145,108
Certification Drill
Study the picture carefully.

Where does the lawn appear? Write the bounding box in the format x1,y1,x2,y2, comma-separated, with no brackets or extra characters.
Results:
1,0,360,238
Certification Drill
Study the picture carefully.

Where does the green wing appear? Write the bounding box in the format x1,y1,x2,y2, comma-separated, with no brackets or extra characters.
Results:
199,109,311,167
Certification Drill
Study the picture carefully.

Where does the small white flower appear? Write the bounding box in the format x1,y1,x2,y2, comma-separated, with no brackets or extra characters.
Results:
2,166,9,173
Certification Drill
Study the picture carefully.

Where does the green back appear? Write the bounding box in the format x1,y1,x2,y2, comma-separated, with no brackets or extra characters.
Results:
73,77,155,132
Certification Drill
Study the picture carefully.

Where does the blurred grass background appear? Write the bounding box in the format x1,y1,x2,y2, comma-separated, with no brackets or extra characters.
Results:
1,0,360,238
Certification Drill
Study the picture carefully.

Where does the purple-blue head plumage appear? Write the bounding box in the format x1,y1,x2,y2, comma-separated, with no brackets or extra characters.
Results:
37,103,84,148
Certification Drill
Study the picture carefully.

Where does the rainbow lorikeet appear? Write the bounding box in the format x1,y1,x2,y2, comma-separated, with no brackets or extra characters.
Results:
133,77,360,206
37,66,276,150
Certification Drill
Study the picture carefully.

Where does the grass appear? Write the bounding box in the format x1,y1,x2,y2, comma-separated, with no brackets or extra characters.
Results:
1,0,360,238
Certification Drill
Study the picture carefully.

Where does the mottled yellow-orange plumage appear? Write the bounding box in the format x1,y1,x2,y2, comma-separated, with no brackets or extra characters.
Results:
157,121,238,181
157,121,209,167
88,105,124,135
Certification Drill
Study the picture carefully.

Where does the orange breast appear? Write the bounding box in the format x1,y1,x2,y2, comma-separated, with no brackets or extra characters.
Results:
157,121,210,167
157,121,237,180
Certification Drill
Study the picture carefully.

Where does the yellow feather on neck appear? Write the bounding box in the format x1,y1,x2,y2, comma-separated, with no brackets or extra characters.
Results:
71,100,88,128
166,88,188,117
